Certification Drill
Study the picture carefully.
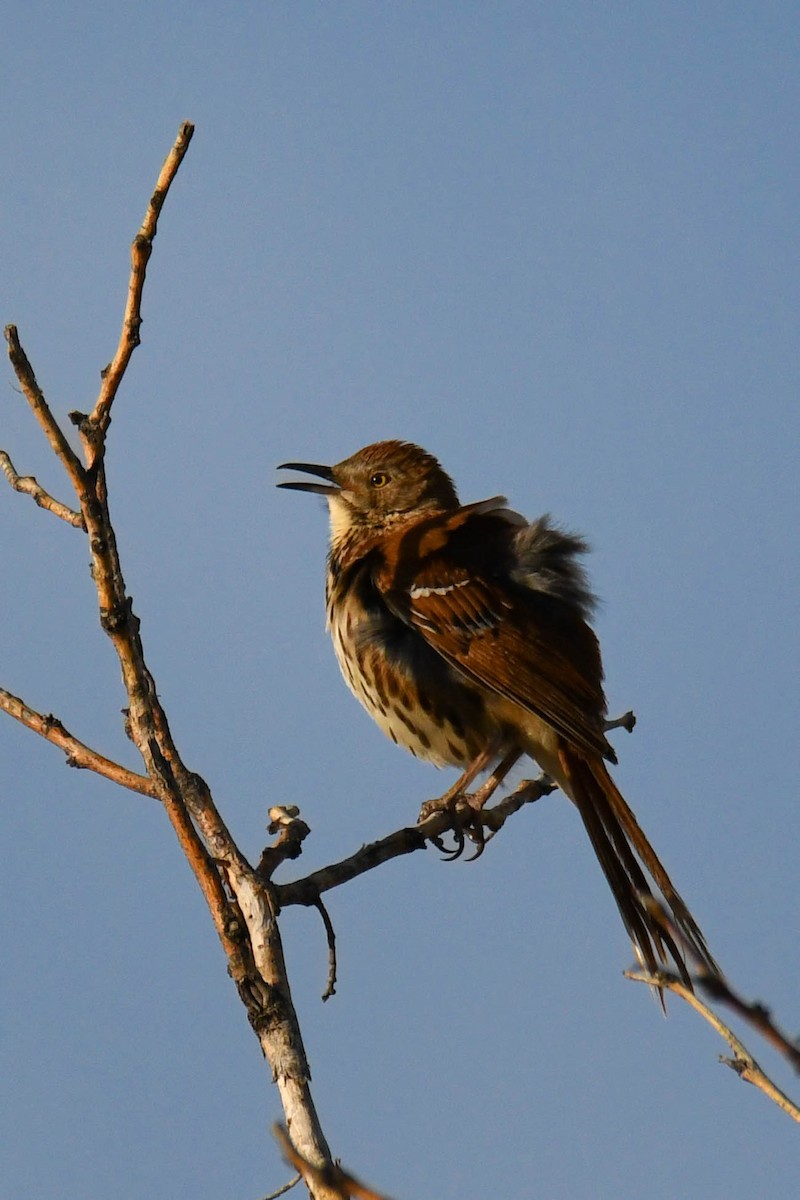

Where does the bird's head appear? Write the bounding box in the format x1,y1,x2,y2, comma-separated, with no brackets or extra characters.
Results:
278,440,460,537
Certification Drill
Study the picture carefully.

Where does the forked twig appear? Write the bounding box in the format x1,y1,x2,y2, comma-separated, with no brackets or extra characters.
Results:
626,968,800,1124
3,123,342,1194
5,118,792,1200
640,894,800,1074
623,895,800,1123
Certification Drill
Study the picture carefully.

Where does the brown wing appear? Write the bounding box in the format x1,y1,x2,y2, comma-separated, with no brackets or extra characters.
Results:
377,509,614,762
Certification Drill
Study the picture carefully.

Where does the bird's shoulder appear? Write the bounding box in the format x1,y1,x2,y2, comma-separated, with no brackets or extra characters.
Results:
374,498,595,618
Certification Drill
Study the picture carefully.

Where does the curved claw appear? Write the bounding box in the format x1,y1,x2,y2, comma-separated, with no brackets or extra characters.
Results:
418,793,469,859
463,819,487,862
440,822,466,861
420,791,495,861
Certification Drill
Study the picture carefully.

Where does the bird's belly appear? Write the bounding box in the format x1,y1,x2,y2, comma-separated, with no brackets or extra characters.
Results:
485,694,570,791
329,609,487,768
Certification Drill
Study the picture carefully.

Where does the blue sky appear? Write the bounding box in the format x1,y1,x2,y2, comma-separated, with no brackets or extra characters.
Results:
1,4,798,1198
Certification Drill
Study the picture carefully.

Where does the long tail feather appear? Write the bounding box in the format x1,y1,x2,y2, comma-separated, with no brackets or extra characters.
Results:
559,749,719,989
595,760,721,976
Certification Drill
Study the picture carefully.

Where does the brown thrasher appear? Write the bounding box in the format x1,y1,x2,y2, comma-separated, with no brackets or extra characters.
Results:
278,440,717,985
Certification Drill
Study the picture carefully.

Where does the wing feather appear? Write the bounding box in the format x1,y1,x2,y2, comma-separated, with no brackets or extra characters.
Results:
378,513,613,761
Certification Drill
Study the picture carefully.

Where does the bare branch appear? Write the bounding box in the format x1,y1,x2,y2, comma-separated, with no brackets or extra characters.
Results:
697,968,800,1073
274,1125,396,1200
260,1175,302,1199
640,894,800,1073
480,773,556,832
216,856,338,1191
314,897,338,1002
626,969,800,1124
14,118,780,1200
3,121,341,1193
4,126,243,1006
0,686,157,797
257,806,312,879
275,776,554,910
0,450,85,528
83,120,195,458
4,326,86,498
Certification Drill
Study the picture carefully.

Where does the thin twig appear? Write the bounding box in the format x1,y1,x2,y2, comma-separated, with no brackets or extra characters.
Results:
260,1175,302,1199
626,969,800,1124
4,326,86,497
257,806,312,879
0,686,157,797
314,896,338,1002
84,120,195,457
641,894,800,1073
0,450,85,528
699,976,800,1072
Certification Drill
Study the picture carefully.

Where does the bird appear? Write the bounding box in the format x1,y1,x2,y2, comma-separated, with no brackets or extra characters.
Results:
278,439,718,987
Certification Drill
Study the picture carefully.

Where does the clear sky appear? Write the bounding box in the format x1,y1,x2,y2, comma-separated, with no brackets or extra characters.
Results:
1,4,798,1198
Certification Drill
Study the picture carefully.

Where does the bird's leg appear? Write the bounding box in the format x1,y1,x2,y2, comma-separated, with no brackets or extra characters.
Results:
418,742,501,823
457,748,523,860
418,743,522,860
462,747,523,812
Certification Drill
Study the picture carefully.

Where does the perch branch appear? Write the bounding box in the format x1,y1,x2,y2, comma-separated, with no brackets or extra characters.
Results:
0,451,85,528
275,774,554,910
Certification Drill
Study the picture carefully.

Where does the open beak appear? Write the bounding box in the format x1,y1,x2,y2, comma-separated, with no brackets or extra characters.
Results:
276,461,339,496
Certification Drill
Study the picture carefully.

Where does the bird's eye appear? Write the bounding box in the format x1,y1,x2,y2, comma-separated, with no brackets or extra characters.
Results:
370,471,390,488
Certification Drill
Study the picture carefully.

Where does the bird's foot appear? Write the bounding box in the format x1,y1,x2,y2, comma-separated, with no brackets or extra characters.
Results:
418,790,491,861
